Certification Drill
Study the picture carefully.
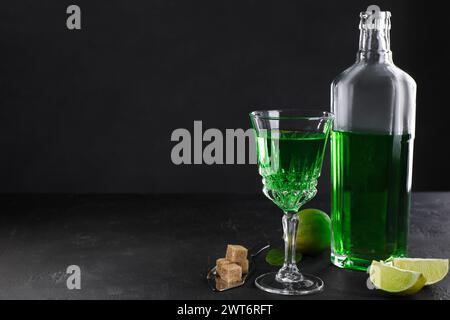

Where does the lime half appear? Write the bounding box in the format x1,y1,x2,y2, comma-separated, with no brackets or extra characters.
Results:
369,261,426,295
295,208,331,255
393,258,449,285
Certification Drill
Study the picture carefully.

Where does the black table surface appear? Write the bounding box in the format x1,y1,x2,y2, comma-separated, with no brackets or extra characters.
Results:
0,192,449,300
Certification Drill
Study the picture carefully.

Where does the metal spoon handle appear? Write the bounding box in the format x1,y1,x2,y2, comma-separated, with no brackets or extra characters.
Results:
249,243,271,258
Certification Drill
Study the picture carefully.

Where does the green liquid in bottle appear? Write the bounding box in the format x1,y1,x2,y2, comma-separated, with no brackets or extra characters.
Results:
331,130,413,270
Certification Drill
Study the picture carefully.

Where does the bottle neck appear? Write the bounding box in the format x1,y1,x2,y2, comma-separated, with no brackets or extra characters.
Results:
356,8,393,63
357,28,393,63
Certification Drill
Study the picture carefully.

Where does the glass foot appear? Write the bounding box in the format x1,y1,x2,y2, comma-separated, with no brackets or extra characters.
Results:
255,272,324,296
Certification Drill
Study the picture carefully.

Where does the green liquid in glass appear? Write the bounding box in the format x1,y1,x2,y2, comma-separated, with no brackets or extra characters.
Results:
256,130,328,212
331,130,413,270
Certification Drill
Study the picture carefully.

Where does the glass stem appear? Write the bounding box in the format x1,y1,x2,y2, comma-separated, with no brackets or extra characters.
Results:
283,212,298,266
276,211,303,283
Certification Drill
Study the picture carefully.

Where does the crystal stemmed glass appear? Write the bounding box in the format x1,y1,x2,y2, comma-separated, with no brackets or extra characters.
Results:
250,109,333,295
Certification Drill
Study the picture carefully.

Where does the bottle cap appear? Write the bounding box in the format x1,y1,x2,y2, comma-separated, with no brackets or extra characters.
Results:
360,5,391,30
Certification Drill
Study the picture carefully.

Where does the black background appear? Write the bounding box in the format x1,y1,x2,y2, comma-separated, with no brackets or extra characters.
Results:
0,0,446,193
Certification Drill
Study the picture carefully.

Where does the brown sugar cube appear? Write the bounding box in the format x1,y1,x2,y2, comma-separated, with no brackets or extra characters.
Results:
237,259,249,274
216,258,231,269
217,263,242,283
225,245,248,263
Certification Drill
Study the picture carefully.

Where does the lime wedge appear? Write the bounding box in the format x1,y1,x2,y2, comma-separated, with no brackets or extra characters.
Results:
393,258,449,285
369,261,426,295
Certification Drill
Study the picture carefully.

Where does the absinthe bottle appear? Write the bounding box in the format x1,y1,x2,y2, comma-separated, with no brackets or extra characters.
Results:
330,5,416,270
